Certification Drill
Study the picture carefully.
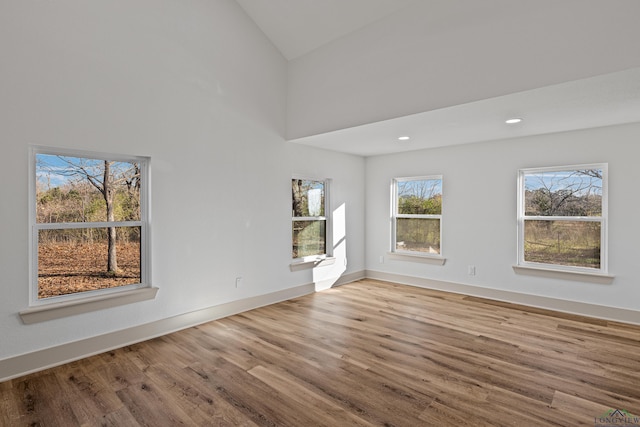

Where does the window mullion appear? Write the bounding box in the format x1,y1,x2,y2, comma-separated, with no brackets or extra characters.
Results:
35,221,143,230
291,217,326,221
523,216,602,222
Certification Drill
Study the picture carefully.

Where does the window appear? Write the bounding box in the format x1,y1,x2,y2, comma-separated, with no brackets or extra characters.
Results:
31,147,150,304
392,176,443,256
292,178,328,260
517,164,607,273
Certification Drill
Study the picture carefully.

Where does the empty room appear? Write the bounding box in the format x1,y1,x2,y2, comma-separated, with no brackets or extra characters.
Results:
2,0,640,425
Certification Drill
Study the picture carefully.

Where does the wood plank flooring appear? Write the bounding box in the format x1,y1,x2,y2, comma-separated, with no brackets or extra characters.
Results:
2,279,640,426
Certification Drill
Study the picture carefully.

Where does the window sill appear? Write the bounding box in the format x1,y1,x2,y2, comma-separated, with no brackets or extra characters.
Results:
289,256,336,272
512,265,615,284
20,287,159,324
387,252,446,265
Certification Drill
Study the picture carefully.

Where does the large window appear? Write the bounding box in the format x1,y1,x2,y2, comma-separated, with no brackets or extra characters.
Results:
518,164,607,273
31,147,150,304
292,178,328,260
392,176,442,256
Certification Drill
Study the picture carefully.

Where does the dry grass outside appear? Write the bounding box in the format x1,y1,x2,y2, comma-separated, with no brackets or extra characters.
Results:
524,220,601,269
396,218,440,254
38,241,141,299
396,241,441,254
292,220,325,258
524,244,600,269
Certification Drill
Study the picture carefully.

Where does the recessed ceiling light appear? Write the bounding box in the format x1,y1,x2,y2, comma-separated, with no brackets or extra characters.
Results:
398,136,410,141
505,118,523,124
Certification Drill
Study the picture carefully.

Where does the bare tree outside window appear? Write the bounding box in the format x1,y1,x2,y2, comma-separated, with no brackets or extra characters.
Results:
394,177,442,254
35,153,145,299
292,179,326,259
520,167,605,270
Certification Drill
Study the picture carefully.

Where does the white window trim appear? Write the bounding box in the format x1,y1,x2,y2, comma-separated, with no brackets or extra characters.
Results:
28,146,154,314
386,251,446,265
289,256,336,271
391,175,445,262
290,176,332,269
516,163,610,278
19,286,159,324
511,265,614,283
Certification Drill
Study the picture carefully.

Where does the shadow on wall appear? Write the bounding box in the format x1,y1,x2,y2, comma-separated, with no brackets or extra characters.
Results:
314,203,346,291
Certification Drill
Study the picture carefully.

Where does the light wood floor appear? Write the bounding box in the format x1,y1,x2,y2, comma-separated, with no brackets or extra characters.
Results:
2,279,640,426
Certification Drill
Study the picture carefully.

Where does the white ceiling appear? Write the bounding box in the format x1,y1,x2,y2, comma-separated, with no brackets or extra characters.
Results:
237,0,640,157
289,68,640,156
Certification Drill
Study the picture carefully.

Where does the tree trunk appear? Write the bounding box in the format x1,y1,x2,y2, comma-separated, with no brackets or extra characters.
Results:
292,180,304,216
107,227,117,273
104,161,118,274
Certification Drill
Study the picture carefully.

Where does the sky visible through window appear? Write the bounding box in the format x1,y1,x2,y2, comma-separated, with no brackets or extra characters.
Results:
397,179,442,199
524,169,602,197
37,154,137,190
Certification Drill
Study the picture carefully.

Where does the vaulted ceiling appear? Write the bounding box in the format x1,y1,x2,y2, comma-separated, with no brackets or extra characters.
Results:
235,0,415,60
236,0,640,156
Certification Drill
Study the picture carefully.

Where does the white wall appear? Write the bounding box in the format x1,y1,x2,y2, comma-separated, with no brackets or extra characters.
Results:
287,0,640,140
366,123,640,314
0,0,365,361
2,0,637,375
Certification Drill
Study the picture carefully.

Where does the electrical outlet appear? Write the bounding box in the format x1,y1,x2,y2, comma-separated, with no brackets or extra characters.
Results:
235,277,243,288
467,265,476,276
379,255,384,263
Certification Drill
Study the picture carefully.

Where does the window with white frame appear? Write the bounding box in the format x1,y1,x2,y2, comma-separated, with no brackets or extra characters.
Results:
517,164,607,272
31,147,150,304
392,176,443,255
292,178,328,260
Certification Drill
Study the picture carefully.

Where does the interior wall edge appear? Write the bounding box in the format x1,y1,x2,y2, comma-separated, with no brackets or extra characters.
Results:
327,270,367,288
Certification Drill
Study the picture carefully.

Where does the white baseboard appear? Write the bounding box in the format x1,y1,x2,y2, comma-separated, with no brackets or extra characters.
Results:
365,270,640,326
4,268,636,383
333,270,366,287
0,283,315,383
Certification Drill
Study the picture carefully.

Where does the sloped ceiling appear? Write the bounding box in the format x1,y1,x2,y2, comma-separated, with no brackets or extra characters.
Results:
237,0,640,156
235,0,415,61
